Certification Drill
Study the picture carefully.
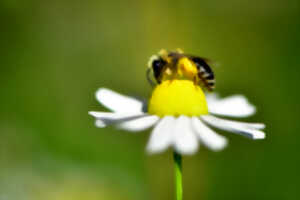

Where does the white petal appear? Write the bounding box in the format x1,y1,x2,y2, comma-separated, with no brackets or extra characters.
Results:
95,120,106,128
201,115,266,139
202,115,265,130
206,94,256,117
192,117,228,151
89,111,146,127
147,116,175,154
173,116,199,155
96,88,144,114
117,115,160,132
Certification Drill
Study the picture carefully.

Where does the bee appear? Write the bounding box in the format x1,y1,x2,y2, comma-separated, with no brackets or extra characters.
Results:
147,49,215,91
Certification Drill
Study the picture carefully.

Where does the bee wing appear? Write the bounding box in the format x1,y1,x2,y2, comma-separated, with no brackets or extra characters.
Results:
194,56,220,68
203,58,220,68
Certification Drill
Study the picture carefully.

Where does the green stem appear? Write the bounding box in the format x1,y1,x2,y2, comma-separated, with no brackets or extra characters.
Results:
173,151,182,200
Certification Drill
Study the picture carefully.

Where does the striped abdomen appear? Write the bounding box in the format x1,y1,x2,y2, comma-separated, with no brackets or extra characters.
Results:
191,57,215,91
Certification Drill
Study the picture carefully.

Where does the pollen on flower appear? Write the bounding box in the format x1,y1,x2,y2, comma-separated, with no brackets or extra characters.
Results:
148,80,208,117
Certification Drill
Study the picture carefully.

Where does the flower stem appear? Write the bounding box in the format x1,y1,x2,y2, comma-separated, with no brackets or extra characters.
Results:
173,151,182,200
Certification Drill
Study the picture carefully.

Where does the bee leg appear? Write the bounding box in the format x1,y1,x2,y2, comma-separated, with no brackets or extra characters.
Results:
167,74,176,85
193,76,198,85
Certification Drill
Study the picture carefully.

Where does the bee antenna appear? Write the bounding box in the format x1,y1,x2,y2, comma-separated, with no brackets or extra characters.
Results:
146,67,155,87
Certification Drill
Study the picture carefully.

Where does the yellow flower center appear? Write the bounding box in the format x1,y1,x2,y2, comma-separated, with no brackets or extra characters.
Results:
148,80,208,117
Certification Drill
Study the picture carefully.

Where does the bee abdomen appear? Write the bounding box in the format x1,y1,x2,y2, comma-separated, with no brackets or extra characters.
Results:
198,71,215,91
203,73,214,80
192,57,215,91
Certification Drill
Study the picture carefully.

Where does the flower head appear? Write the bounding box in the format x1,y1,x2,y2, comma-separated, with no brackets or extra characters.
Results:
89,86,265,155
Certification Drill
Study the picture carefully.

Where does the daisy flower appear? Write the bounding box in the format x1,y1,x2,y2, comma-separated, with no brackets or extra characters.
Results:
89,83,265,155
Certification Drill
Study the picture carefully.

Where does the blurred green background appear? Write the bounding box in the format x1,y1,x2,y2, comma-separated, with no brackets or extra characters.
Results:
1,0,300,199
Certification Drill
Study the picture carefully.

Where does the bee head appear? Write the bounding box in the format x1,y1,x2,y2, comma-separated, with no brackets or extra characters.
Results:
147,55,167,82
147,49,200,85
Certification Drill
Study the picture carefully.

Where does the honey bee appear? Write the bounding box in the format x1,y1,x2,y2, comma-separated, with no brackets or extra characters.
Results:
147,49,215,91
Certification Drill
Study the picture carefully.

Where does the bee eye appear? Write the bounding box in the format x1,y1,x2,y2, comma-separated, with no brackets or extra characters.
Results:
152,59,165,69
152,58,166,80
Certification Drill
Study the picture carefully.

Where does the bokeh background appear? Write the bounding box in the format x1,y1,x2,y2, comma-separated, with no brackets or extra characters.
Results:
1,0,300,199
